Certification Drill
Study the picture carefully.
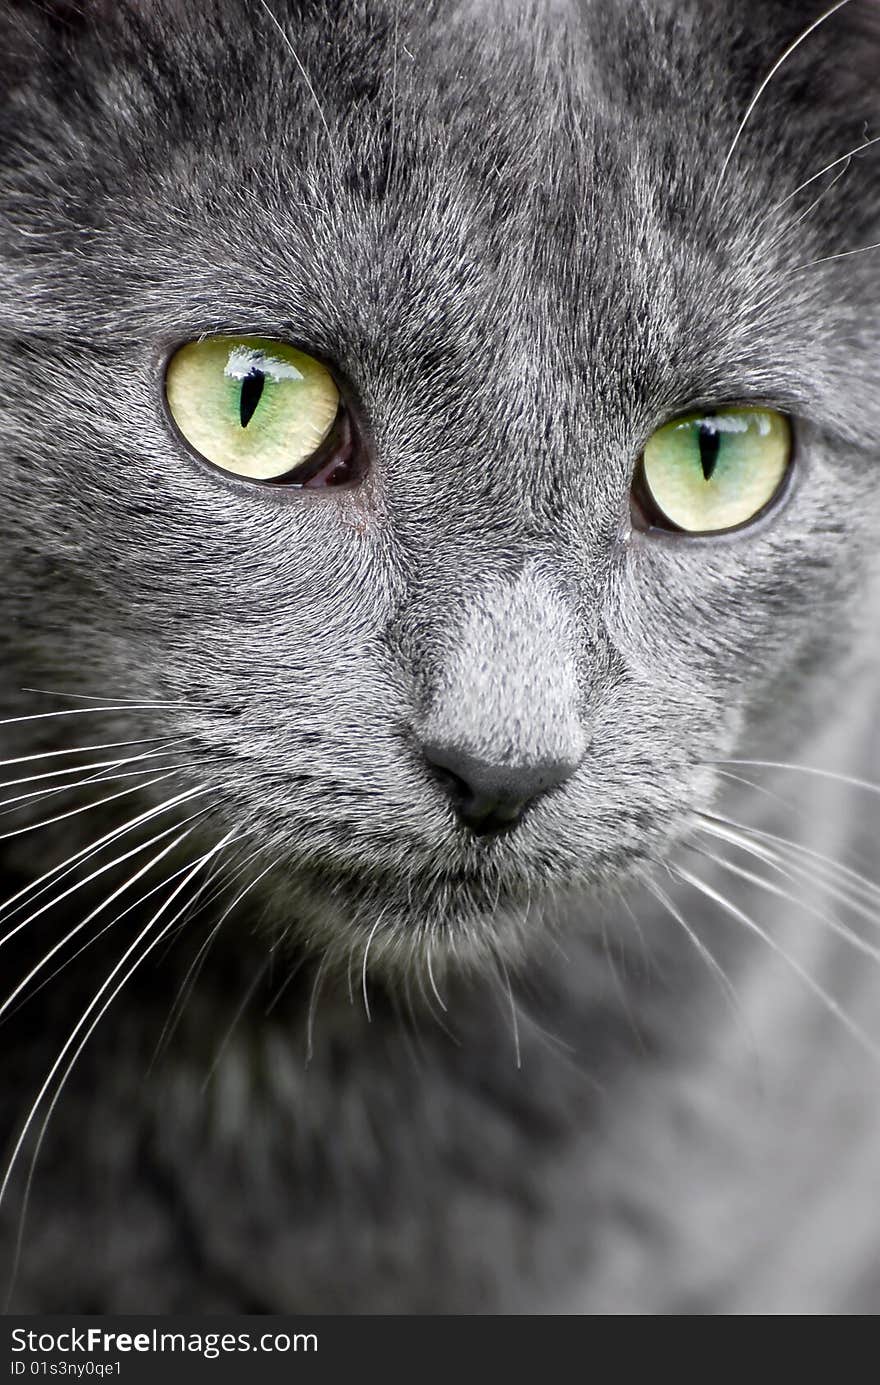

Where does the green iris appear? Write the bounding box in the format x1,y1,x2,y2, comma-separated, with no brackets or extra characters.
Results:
641,407,791,533
165,336,339,480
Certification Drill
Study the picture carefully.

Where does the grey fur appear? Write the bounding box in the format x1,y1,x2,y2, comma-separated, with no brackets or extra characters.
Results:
0,0,878,1312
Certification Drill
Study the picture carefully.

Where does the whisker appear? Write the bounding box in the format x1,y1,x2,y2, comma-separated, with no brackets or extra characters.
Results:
0,736,175,772
698,811,880,915
714,755,880,790
19,688,191,707
345,934,357,1007
264,949,308,1018
714,766,788,808
713,0,855,198
497,955,522,1069
698,816,880,926
0,741,187,795
0,743,197,812
0,782,215,926
597,909,647,1053
1,830,238,1307
386,0,401,188
411,952,459,1044
399,969,431,1071
154,849,278,1064
1,819,217,1025
674,864,880,1061
770,132,880,212
0,703,185,727
254,0,336,153
713,828,880,932
305,953,331,1064
361,916,384,1024
0,786,210,948
154,843,255,979
0,755,226,820
645,874,741,1011
689,836,880,969
763,159,851,254
0,813,208,1018
0,771,192,846
200,959,273,1095
712,766,880,882
426,941,448,1013
792,238,880,274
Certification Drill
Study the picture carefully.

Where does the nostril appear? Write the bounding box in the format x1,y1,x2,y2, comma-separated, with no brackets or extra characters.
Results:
459,793,529,836
426,760,472,809
422,741,578,835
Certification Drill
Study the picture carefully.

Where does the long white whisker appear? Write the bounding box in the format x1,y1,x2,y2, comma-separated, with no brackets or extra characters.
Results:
0,830,238,1209
713,0,855,198
305,953,330,1063
1,831,238,1306
0,783,213,925
711,826,880,930
763,159,851,255
699,811,880,914
0,756,225,819
0,736,174,771
426,941,448,1013
0,814,208,1018
0,771,189,846
715,755,880,792
0,786,210,949
0,703,184,727
361,917,383,1023
411,953,457,1042
497,955,522,1069
646,875,741,1010
792,239,880,274
714,765,788,807
2,822,217,1024
18,687,190,706
0,741,186,794
770,133,880,213
254,0,336,152
690,836,880,969
674,864,880,1062
153,849,278,1065
713,766,880,882
0,743,195,812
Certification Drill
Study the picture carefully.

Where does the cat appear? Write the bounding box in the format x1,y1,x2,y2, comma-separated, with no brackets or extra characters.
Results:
0,0,879,1314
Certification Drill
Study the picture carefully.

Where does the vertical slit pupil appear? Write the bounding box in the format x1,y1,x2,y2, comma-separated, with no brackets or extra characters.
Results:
239,368,266,429
698,420,721,481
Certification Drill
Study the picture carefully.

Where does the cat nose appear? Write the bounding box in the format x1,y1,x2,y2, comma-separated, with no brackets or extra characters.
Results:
423,742,577,836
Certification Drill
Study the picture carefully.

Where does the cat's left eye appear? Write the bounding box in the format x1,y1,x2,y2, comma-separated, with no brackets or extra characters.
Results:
165,336,362,487
632,406,793,535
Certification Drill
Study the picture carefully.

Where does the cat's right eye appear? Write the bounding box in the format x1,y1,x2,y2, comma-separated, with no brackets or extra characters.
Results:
165,336,362,487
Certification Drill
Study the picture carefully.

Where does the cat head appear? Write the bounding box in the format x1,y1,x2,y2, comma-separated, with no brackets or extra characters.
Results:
1,0,878,977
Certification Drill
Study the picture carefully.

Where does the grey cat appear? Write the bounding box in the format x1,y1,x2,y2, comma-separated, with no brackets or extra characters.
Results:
1,0,879,1314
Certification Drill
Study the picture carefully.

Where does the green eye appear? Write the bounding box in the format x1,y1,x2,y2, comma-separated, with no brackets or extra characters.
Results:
165,336,344,483
637,407,792,534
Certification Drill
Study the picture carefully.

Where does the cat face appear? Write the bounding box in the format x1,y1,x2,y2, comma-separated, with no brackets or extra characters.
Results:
1,0,878,975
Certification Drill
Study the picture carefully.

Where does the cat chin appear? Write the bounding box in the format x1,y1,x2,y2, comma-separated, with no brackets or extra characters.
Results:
241,844,631,986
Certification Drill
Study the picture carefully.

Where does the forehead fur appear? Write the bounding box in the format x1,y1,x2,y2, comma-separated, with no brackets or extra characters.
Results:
2,0,877,558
